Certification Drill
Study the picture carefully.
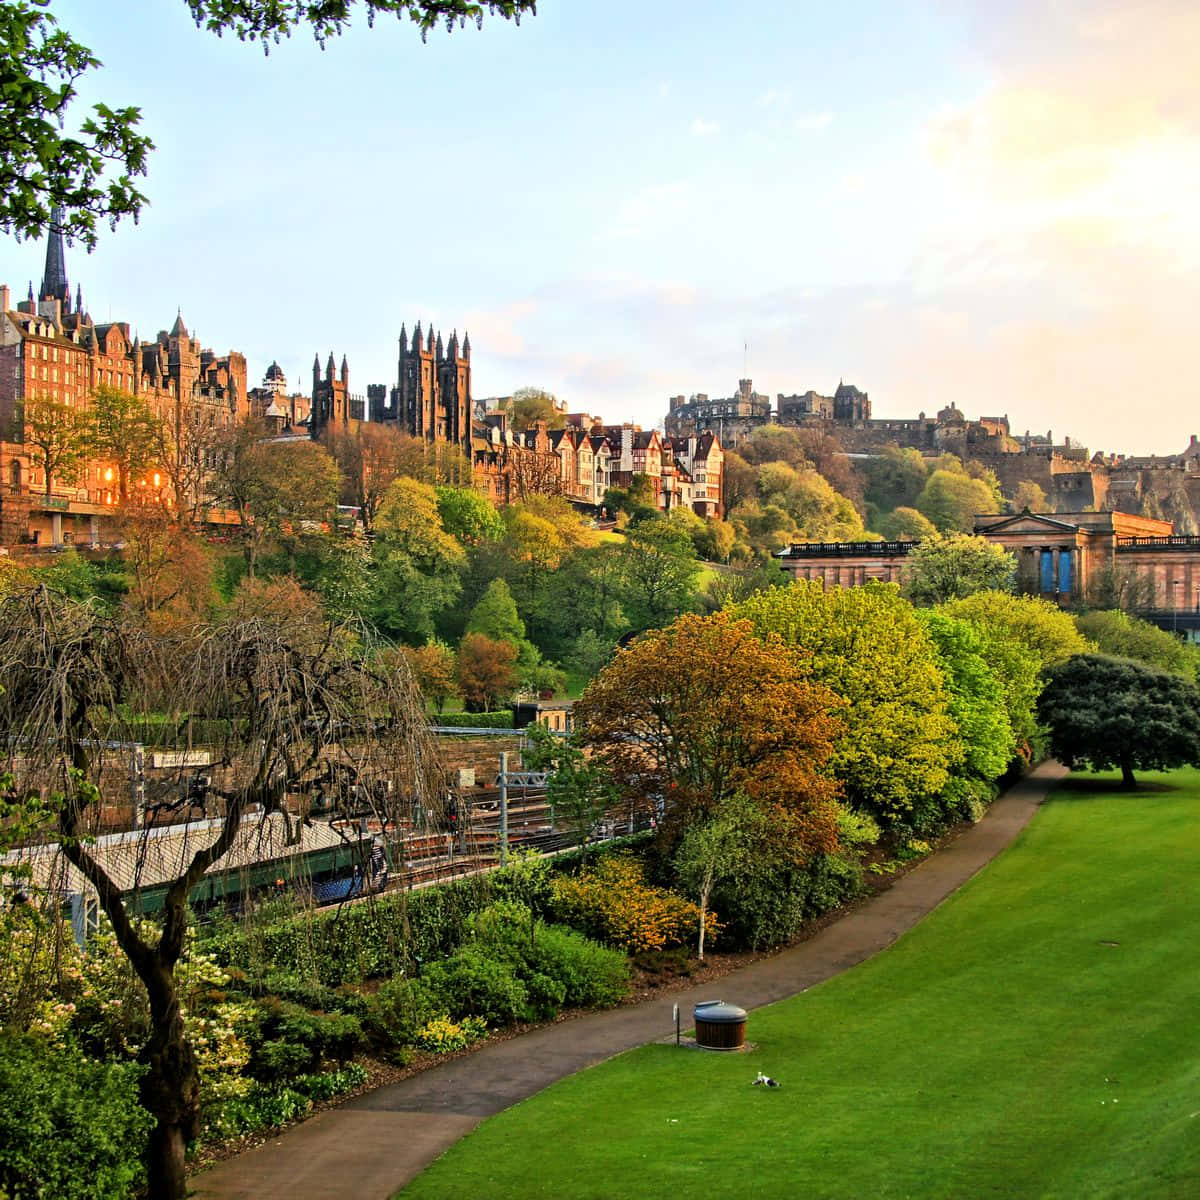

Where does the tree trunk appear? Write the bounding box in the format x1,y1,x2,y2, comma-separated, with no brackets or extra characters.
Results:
141,959,200,1200
1120,760,1137,790
698,874,711,961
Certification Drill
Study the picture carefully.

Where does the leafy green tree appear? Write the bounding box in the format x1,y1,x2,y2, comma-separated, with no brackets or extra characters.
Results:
90,385,161,505
916,469,1001,533
874,506,937,542
1010,480,1048,513
692,515,736,563
436,485,503,545
372,477,464,642
522,725,619,862
917,611,1015,783
617,517,701,632
863,445,928,514
942,591,1093,672
754,461,866,542
467,578,526,645
499,386,565,431
19,396,95,497
1038,654,1200,789
902,532,1016,606
733,581,957,827
604,474,657,521
673,794,760,959
1075,610,1198,679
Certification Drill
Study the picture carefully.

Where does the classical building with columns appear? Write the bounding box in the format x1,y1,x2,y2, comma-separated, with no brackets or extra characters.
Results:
776,509,1200,635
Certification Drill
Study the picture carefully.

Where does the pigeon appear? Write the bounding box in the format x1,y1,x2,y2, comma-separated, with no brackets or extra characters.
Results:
752,1071,781,1088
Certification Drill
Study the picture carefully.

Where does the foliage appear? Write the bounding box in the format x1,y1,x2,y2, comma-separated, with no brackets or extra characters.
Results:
89,385,162,504
862,445,928,514
1038,654,1200,788
187,1,538,45
436,485,504,545
941,591,1093,672
0,1033,152,1200
415,1013,490,1053
1085,560,1158,614
499,386,565,431
457,633,518,711
367,976,436,1048
732,582,958,827
323,421,411,532
1009,480,1048,513
522,726,619,859
467,577,526,645
396,640,459,714
420,947,531,1025
204,1063,367,1141
0,2,151,247
915,468,1001,532
435,709,514,728
18,395,94,496
874,505,937,542
1075,609,1197,678
902,532,1016,606
575,612,844,857
551,857,712,954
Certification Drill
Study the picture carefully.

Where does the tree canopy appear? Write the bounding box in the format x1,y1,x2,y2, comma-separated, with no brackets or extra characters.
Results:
732,581,957,826
1038,654,1200,788
902,532,1016,606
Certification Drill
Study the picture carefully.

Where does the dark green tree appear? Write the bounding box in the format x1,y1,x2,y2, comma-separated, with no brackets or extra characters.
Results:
616,518,700,632
1038,654,1200,789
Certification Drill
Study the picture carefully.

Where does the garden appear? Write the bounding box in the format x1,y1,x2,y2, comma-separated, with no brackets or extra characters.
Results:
400,769,1200,1199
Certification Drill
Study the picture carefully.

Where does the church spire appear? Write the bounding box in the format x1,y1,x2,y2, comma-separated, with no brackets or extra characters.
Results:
40,206,70,307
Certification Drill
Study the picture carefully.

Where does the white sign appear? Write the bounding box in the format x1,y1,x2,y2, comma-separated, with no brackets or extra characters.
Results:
149,750,212,769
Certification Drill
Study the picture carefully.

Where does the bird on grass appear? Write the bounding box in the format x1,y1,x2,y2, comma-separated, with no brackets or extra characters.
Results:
751,1071,781,1088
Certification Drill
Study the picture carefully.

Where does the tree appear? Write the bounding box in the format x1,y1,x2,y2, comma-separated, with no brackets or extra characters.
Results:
502,386,565,431
467,578,526,645
0,2,533,249
323,421,411,532
117,503,216,629
396,640,458,714
754,461,867,542
0,584,440,1199
372,477,465,642
574,612,844,854
1075,610,1198,679
916,469,1001,533
874,505,937,542
1010,480,1048,513
732,581,958,827
153,404,226,524
522,725,618,862
211,423,340,579
1085,561,1158,614
19,395,94,497
436,485,503,546
902,532,1016,606
941,591,1093,673
617,517,701,632
672,794,759,959
90,386,162,505
0,2,151,247
1038,654,1200,789
457,632,518,711
863,445,928,514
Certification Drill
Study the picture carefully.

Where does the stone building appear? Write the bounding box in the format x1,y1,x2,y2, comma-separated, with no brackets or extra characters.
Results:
0,214,247,546
776,509,1200,635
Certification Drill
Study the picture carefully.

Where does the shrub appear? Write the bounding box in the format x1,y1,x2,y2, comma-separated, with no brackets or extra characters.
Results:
253,1038,315,1082
528,923,630,1008
414,1014,489,1053
435,710,514,729
0,1033,152,1200
367,976,436,1048
255,999,364,1070
421,948,529,1025
551,857,702,953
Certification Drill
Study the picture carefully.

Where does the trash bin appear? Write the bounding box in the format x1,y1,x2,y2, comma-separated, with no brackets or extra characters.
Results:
693,1000,747,1050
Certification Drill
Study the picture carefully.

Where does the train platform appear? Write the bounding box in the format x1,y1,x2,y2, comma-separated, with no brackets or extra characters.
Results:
190,761,1068,1200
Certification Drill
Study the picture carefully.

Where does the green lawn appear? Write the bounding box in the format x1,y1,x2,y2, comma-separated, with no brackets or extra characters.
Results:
402,770,1200,1199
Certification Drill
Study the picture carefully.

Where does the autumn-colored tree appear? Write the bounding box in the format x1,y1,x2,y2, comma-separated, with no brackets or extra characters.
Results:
391,433,473,487
322,421,412,532
117,502,216,630
397,641,459,714
456,633,518,711
154,404,226,523
732,581,958,826
501,386,566,431
20,395,94,497
574,612,844,857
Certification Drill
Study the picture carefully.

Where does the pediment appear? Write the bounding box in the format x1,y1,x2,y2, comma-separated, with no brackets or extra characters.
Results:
974,511,1080,536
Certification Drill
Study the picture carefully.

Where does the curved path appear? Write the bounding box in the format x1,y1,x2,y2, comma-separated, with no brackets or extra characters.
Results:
192,760,1068,1200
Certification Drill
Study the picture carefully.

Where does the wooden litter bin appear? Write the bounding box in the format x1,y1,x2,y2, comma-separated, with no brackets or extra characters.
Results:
693,1000,747,1050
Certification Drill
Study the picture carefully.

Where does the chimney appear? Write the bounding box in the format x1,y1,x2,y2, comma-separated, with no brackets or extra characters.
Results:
0,285,9,316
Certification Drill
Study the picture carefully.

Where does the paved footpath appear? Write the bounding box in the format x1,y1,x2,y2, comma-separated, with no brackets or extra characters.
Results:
192,760,1068,1200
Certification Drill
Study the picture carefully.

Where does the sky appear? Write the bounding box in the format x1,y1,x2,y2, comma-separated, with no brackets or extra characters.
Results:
3,0,1198,455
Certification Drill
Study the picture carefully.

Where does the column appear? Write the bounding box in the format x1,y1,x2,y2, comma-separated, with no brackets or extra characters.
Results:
89,516,99,549
50,512,62,546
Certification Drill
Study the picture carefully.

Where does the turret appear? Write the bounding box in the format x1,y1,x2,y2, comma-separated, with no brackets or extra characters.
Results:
399,322,408,354
426,326,435,353
463,331,471,360
326,351,335,381
340,354,349,384
435,331,444,361
448,329,459,358
412,321,423,352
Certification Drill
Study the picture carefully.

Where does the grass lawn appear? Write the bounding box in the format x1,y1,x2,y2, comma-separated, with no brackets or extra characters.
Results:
401,769,1200,1199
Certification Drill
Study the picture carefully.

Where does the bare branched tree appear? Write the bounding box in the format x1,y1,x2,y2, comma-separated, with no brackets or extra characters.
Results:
0,585,441,1199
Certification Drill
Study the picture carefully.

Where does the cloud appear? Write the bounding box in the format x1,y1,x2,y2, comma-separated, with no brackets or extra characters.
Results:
757,87,792,108
793,111,833,131
691,117,720,137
